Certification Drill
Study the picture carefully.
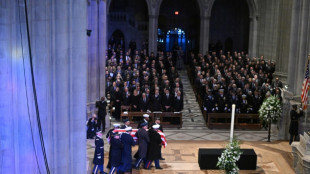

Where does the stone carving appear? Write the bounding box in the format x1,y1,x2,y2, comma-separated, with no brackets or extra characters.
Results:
292,132,310,174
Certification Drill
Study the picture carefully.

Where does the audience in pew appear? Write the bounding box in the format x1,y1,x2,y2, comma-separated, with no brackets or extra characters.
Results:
188,50,281,114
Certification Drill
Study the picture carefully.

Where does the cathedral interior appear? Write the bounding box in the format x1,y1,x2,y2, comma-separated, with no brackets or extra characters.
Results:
1,0,310,173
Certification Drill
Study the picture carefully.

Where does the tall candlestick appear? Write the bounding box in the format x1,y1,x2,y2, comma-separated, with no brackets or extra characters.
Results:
230,104,236,143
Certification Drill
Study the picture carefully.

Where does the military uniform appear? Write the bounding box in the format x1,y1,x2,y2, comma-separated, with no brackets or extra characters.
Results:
109,134,123,174
289,107,303,144
118,130,135,173
92,134,106,174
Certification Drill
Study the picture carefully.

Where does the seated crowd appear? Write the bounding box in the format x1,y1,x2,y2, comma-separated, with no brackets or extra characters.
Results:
105,48,184,121
189,50,282,114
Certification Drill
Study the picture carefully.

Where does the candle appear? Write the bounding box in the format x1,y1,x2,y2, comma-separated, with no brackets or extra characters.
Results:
230,104,236,143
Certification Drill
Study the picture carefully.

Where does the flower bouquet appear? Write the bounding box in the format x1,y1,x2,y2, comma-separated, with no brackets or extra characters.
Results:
259,95,282,141
217,138,242,174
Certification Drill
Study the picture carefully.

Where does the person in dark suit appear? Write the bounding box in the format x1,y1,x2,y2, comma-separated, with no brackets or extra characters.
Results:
92,131,107,174
152,89,162,112
289,105,303,145
87,114,98,139
162,88,173,112
145,125,163,170
137,114,150,129
118,127,135,173
204,89,215,113
109,133,123,174
135,122,150,170
122,87,131,111
173,91,183,112
113,87,122,121
139,93,150,112
96,97,107,132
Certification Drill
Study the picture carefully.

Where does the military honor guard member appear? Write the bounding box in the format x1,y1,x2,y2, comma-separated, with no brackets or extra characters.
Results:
289,105,303,145
145,125,163,170
119,127,135,173
106,124,121,169
137,114,150,129
120,119,130,129
109,133,123,174
92,130,107,174
135,122,150,170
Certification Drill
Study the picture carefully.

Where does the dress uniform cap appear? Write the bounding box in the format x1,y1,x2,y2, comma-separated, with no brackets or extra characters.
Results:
143,114,150,118
125,127,132,131
123,119,129,123
140,122,148,127
152,124,160,129
113,123,121,128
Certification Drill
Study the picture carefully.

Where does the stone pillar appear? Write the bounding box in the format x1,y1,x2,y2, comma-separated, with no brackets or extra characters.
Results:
0,0,87,173
248,16,258,58
87,0,100,114
148,15,158,55
287,0,310,95
99,0,107,98
87,0,107,115
199,16,210,55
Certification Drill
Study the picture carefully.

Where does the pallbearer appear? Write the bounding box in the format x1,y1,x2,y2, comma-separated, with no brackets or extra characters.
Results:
118,127,135,173
145,125,163,170
109,133,123,174
92,130,107,174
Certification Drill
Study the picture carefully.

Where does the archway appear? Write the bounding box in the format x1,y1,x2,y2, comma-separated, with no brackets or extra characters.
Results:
108,0,148,52
110,29,125,52
209,0,250,52
158,0,200,53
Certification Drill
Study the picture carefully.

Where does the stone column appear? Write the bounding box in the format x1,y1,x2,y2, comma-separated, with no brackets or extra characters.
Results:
99,0,107,98
199,16,210,55
148,15,158,55
248,16,258,58
87,0,100,114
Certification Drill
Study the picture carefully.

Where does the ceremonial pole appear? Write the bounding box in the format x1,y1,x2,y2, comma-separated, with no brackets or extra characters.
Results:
303,54,310,123
230,104,236,143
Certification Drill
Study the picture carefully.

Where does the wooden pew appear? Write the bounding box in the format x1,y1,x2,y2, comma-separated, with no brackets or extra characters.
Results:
207,113,261,130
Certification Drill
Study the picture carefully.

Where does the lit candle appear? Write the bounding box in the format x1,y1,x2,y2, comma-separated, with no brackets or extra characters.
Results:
230,104,236,143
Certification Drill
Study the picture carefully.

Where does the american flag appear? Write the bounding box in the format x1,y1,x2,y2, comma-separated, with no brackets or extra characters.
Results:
112,129,168,147
301,60,310,110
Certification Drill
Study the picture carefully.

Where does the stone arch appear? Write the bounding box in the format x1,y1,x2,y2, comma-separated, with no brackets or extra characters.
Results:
204,0,257,55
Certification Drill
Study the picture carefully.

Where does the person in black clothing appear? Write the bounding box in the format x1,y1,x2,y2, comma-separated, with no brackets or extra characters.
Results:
289,105,303,145
96,97,107,132
109,133,123,174
145,125,163,170
131,89,140,111
120,119,130,129
87,114,98,139
162,88,173,112
152,89,162,112
139,93,150,112
151,118,164,160
173,91,183,112
106,124,120,169
113,87,122,121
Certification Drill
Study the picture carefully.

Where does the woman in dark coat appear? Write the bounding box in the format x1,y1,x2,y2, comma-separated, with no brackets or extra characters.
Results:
289,105,303,145
131,89,140,111
145,125,163,169
109,133,123,174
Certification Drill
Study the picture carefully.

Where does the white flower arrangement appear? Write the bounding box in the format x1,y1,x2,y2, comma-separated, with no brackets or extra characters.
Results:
217,138,242,174
259,95,282,123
